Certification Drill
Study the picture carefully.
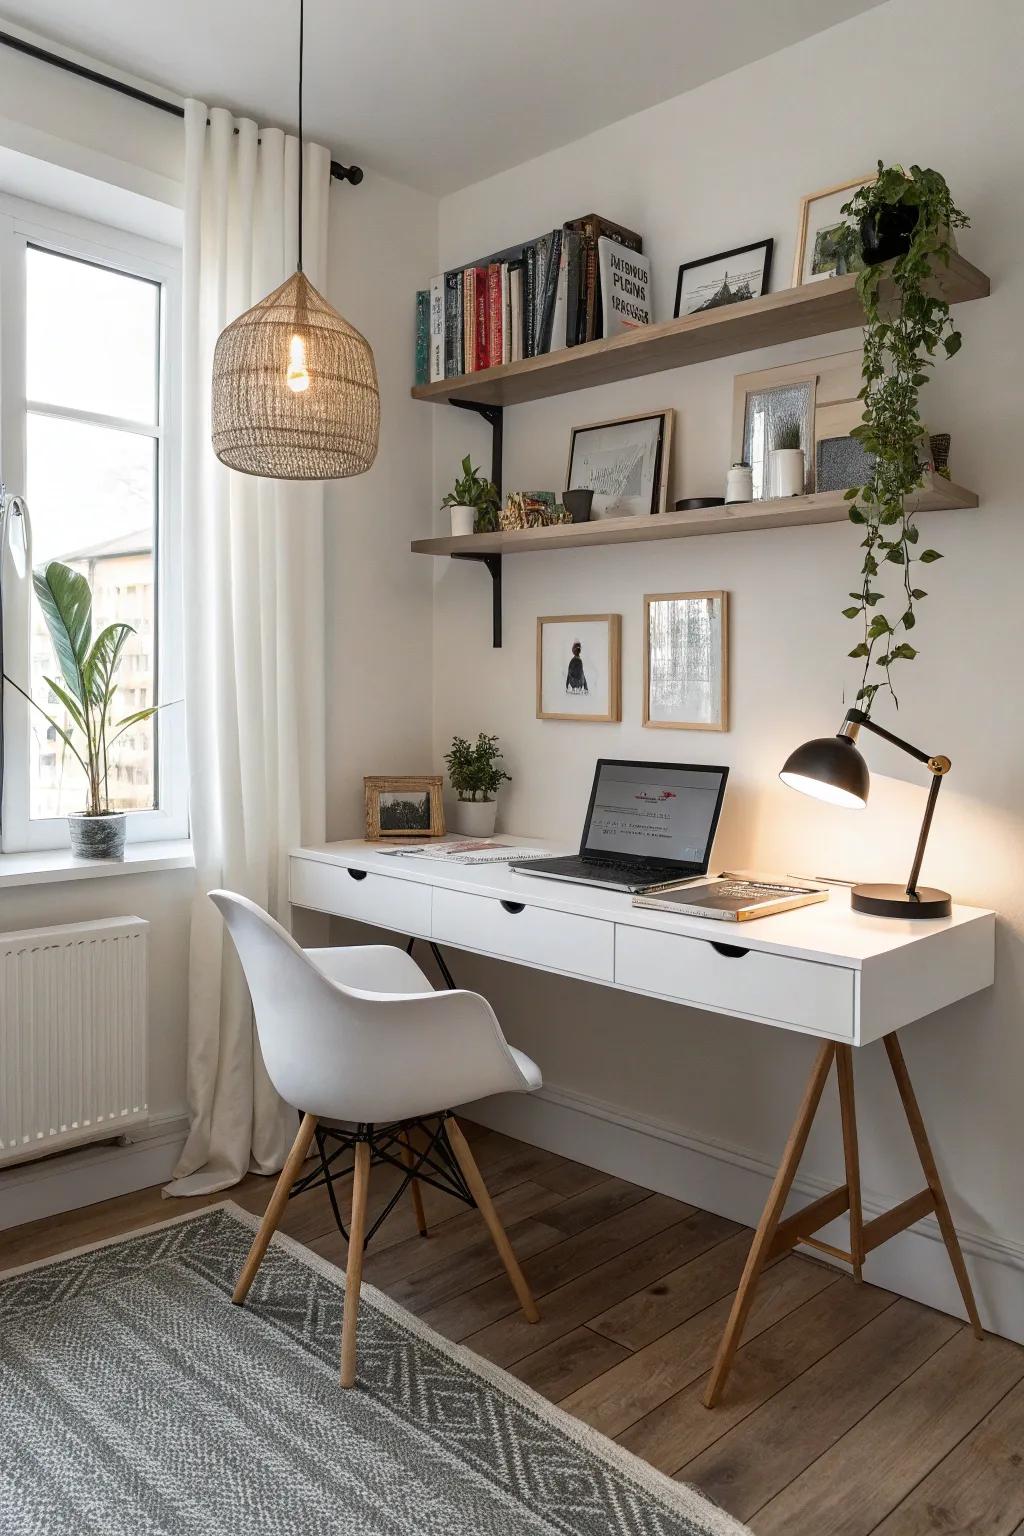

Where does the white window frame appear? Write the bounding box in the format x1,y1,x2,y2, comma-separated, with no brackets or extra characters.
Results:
0,193,187,851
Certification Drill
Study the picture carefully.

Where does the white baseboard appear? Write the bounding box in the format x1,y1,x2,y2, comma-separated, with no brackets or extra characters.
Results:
0,1115,189,1232
462,1082,1024,1346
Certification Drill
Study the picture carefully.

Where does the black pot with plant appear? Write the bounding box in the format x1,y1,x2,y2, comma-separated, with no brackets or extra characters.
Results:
836,161,969,715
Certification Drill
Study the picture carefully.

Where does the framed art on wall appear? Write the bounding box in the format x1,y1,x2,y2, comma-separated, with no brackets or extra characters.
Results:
793,174,875,285
565,410,673,520
673,239,773,318
364,775,445,839
643,591,729,731
536,614,622,723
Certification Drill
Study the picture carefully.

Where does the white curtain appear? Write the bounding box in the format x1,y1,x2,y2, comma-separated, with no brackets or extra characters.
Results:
165,102,328,1196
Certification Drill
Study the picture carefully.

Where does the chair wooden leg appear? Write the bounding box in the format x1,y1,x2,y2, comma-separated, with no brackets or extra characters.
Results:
232,1112,318,1305
340,1140,371,1388
400,1128,428,1237
884,1034,984,1340
836,1045,865,1281
704,1041,836,1408
445,1115,540,1323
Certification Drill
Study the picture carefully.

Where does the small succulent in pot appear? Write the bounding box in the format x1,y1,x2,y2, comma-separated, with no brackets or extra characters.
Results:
441,455,500,535
3,561,169,859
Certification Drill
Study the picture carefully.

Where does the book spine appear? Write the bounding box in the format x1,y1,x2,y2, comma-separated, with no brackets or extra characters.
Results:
429,275,444,382
523,244,537,358
500,262,511,365
475,268,488,372
463,268,476,371
564,230,582,348
486,263,502,370
414,289,430,386
583,236,599,343
444,270,463,377
509,262,523,363
538,228,562,353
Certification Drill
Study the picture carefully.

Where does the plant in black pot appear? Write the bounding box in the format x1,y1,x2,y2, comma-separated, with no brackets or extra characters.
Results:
838,164,969,716
4,562,167,859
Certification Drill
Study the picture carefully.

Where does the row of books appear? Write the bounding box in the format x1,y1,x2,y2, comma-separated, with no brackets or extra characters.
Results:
414,213,647,385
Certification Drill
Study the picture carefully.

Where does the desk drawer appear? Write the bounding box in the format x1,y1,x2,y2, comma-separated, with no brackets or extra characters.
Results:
290,858,431,938
615,924,855,1037
432,888,614,983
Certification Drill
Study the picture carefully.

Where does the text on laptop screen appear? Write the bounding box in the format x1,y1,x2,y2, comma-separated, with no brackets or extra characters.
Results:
584,762,726,864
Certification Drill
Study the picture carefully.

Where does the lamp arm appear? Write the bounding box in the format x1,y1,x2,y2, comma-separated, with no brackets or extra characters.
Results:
843,710,951,899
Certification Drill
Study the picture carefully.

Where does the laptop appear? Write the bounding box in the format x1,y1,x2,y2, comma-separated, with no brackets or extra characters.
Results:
514,758,729,894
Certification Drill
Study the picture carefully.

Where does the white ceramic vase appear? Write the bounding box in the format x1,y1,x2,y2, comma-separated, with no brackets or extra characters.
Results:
449,505,476,536
771,448,805,498
451,798,498,837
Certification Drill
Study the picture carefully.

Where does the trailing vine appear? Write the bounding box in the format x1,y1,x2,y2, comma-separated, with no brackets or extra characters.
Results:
839,163,969,714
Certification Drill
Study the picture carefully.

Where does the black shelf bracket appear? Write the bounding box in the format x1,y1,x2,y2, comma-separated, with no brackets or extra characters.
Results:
448,399,504,647
451,552,502,647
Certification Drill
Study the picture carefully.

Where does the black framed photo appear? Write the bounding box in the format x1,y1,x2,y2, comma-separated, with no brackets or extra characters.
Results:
673,239,774,319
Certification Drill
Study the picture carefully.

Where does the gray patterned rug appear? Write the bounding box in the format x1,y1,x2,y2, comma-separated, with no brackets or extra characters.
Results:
0,1203,749,1535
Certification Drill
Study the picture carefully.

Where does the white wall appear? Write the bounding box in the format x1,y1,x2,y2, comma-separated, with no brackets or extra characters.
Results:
429,0,1024,1331
0,38,438,1222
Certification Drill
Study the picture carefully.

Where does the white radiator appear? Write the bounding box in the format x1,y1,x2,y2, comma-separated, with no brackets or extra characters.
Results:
0,916,148,1169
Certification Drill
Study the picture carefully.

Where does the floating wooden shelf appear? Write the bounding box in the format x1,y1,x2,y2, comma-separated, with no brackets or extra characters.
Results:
411,478,978,557
410,254,990,408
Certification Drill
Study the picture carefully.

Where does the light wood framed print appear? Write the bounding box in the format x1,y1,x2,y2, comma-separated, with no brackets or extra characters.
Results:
537,614,622,722
793,173,875,286
565,410,673,519
364,775,445,839
643,591,729,732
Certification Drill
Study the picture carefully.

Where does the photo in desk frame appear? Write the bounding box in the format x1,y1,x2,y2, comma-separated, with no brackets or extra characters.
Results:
364,775,445,839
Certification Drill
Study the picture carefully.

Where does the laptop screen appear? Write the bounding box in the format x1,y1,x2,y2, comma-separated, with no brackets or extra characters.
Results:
581,759,728,869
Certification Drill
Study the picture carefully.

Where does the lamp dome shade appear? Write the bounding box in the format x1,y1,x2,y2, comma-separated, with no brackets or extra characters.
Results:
211,270,380,480
780,732,870,809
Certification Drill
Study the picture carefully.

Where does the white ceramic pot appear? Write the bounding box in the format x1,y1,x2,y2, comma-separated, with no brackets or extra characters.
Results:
771,448,805,498
451,798,498,837
449,505,476,536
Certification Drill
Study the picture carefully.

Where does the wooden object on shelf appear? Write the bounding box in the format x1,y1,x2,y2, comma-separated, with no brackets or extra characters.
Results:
410,254,989,408
411,477,977,558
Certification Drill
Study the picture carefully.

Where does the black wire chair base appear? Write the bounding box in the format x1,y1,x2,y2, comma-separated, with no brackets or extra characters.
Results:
288,1112,475,1249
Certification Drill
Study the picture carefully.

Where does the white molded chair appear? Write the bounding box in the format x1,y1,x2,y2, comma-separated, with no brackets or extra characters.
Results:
209,889,542,1386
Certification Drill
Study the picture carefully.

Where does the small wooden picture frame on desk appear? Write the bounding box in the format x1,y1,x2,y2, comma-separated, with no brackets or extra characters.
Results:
364,775,445,839
536,614,622,723
643,591,729,732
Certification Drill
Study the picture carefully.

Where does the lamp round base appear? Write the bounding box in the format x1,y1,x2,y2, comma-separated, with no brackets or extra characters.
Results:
851,883,952,919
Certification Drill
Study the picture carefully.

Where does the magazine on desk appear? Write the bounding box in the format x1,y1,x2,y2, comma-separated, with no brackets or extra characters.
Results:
378,839,555,867
633,873,829,922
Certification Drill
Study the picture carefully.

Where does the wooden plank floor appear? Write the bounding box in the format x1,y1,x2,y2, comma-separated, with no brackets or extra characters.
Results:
3,1124,1023,1535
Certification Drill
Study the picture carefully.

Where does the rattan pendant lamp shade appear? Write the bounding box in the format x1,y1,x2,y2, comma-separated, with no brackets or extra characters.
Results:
210,0,379,480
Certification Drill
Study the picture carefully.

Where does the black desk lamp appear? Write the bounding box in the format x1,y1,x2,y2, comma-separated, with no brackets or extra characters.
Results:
780,707,951,918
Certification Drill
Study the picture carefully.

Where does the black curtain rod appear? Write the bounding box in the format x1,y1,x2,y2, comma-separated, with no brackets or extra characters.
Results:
0,28,364,185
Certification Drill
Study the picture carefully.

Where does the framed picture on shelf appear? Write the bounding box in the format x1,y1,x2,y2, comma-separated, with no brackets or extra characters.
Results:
364,775,445,839
673,239,774,318
643,592,729,732
732,351,863,498
566,410,673,520
793,174,875,286
536,614,622,723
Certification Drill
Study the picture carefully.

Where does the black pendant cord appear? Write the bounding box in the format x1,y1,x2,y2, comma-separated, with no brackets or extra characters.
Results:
297,0,304,273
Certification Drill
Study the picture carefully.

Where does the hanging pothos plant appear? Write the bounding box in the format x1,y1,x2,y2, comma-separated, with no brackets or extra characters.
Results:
838,163,969,714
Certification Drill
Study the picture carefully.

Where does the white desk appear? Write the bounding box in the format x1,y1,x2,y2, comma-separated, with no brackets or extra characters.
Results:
289,837,995,1405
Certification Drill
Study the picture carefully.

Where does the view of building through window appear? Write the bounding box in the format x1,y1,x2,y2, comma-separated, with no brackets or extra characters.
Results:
25,247,160,819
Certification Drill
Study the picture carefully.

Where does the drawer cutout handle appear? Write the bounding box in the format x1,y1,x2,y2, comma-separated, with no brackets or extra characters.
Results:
500,900,526,915
711,940,749,959
347,868,368,882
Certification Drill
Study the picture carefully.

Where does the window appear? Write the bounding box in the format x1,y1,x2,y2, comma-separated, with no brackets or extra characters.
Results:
0,197,185,850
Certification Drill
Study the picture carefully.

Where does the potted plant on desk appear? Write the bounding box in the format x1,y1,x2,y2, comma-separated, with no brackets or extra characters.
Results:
444,732,510,836
4,561,167,860
441,455,500,537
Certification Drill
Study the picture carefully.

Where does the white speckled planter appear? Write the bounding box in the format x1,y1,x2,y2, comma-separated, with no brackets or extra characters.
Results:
68,812,127,861
450,798,498,837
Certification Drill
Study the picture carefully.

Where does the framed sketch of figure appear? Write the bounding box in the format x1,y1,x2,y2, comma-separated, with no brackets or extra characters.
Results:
536,614,622,723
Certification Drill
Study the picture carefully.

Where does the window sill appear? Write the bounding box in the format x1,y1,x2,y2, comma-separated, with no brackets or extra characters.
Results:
0,840,194,891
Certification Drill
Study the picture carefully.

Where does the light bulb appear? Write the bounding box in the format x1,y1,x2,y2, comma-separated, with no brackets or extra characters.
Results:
286,333,310,393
